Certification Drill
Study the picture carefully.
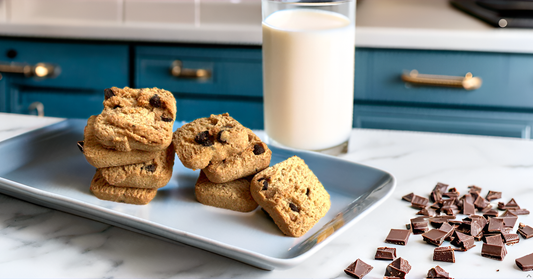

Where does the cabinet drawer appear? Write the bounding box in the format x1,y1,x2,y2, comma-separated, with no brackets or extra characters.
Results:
135,45,263,97
354,105,533,139
0,38,129,90
176,96,263,129
354,48,533,109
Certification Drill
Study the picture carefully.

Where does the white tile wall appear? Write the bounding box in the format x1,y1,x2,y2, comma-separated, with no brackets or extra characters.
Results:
1,0,261,25
124,0,196,25
200,0,260,25
8,0,123,23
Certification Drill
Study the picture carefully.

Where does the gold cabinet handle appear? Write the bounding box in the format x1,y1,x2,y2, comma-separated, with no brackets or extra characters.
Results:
401,70,482,90
170,60,211,79
0,62,60,78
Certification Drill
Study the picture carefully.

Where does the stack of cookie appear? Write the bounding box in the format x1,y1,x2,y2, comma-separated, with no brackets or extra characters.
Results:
79,87,177,205
173,113,272,212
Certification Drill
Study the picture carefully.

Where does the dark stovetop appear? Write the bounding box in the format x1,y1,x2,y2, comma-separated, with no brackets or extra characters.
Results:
450,0,533,28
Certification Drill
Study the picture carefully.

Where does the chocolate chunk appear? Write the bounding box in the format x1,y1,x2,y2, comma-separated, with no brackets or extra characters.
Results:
253,144,265,155
344,259,373,279
485,234,504,245
375,247,397,260
385,257,411,279
433,246,455,263
509,208,530,215
149,94,161,108
482,209,498,218
385,229,411,245
417,207,436,217
468,185,482,193
462,198,475,215
76,141,84,153
502,233,520,245
498,211,518,228
144,164,156,173
485,190,502,201
433,182,449,194
194,131,214,146
516,253,533,271
289,203,299,212
429,217,453,229
260,179,268,191
161,115,173,122
474,196,489,210
487,218,503,233
451,231,476,251
517,223,533,239
422,229,448,246
438,222,455,241
411,195,429,209
410,217,429,235
401,192,414,202
499,198,520,210
481,243,507,261
104,88,115,99
442,192,459,199
430,190,443,204
427,266,451,278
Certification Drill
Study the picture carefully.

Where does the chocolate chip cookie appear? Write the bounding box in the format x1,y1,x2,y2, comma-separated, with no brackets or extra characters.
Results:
100,143,175,189
202,129,272,183
90,169,158,205
173,113,249,170
195,171,258,212
81,115,159,168
94,87,176,152
250,156,331,237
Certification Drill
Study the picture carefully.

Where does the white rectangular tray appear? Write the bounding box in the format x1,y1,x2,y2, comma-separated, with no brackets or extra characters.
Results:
0,119,395,270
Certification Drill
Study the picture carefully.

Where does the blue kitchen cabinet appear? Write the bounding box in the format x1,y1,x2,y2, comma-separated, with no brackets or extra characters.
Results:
134,45,264,128
353,47,533,138
0,38,129,118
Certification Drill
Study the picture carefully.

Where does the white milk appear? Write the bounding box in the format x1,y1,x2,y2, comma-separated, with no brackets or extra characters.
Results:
263,8,355,151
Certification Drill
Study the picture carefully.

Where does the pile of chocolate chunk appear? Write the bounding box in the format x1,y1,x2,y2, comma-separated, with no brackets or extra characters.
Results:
343,183,533,279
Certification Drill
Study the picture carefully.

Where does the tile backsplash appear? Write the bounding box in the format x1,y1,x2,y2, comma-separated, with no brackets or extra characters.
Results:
1,0,261,26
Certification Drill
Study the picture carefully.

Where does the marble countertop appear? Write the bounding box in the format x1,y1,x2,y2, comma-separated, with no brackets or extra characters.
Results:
1,112,533,278
1,0,533,53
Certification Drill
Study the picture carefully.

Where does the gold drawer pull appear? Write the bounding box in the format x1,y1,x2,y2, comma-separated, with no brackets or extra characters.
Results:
402,70,482,90
170,60,211,79
0,62,60,78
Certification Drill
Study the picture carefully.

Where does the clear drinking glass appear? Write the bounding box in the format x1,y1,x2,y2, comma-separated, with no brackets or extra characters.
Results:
262,0,356,155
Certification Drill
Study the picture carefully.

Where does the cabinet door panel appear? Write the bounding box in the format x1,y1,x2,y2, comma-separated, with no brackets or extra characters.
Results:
354,105,533,139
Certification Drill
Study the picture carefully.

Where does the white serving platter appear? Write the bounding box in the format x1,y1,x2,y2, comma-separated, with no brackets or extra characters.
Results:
0,119,395,270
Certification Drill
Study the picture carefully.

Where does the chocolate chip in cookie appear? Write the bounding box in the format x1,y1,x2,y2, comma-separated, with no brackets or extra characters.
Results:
144,164,157,173
161,115,173,122
289,202,299,212
253,144,265,155
104,88,115,100
150,94,162,108
195,131,214,146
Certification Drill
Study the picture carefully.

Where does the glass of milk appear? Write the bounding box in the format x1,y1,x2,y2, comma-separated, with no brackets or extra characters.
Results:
262,0,355,155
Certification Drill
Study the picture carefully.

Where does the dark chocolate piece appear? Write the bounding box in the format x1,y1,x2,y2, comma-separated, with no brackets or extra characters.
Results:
474,196,489,210
289,203,299,212
149,94,161,108
422,229,448,246
482,209,498,218
451,231,476,251
462,197,475,215
510,208,530,215
485,190,502,201
517,224,533,239
344,259,373,279
385,257,411,279
253,144,265,155
104,88,115,99
516,253,533,271
385,229,411,245
438,222,455,241
411,195,429,209
433,246,455,263
485,234,504,245
417,208,436,217
499,198,520,210
433,182,449,194
487,218,503,233
161,116,173,122
498,211,518,228
411,217,429,235
375,247,397,260
401,192,414,202
194,131,214,146
427,266,451,278
481,243,507,261
502,233,520,245
143,164,156,173
468,185,482,193
442,192,459,199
